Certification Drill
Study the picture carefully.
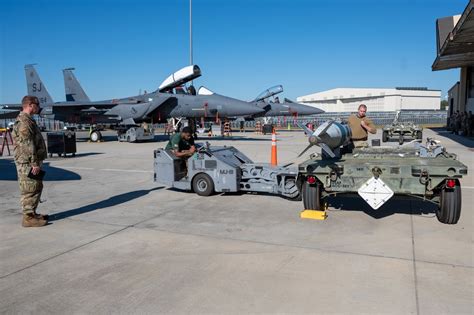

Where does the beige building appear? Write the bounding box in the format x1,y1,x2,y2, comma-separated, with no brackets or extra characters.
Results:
297,87,441,113
433,1,474,116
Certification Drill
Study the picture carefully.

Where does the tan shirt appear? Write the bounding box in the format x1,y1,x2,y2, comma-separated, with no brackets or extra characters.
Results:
347,114,376,140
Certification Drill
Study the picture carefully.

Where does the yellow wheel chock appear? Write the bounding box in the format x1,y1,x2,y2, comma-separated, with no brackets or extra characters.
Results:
300,210,327,220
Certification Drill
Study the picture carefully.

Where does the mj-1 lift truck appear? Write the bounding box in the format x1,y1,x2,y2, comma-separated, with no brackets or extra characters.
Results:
154,143,299,199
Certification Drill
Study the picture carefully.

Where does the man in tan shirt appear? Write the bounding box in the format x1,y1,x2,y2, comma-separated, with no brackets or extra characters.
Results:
347,104,376,148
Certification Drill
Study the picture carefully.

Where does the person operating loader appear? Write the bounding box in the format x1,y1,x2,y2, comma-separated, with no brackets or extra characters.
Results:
165,126,196,159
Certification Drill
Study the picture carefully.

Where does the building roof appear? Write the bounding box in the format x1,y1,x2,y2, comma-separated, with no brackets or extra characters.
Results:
297,87,440,102
432,0,474,71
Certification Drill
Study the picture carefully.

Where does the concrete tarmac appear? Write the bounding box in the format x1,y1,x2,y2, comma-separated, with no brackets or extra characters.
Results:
0,128,472,314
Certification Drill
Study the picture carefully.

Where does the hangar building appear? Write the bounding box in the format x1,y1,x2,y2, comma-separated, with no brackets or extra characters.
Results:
296,87,441,113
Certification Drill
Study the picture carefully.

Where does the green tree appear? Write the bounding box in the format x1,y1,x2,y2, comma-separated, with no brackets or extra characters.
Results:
440,100,448,110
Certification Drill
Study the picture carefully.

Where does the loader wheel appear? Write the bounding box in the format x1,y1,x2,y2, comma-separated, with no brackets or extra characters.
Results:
302,181,322,210
90,130,102,142
192,173,215,196
382,131,388,142
398,134,404,145
284,178,301,200
437,181,461,224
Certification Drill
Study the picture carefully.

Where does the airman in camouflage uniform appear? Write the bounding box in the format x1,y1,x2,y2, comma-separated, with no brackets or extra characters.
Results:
12,96,48,227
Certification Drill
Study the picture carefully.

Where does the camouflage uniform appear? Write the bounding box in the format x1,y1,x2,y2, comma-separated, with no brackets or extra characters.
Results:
12,112,47,215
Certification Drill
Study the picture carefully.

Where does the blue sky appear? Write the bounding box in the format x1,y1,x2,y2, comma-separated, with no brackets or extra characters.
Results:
0,0,467,104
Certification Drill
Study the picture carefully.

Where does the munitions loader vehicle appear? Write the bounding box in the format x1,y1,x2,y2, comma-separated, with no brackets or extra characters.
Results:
154,143,299,199
382,111,423,144
297,120,468,224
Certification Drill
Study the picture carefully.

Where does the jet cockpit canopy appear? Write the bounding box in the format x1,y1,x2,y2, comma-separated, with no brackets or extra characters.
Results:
198,86,214,96
158,65,201,93
253,85,284,102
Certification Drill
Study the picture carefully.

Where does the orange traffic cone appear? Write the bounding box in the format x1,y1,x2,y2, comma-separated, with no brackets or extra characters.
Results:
271,129,278,166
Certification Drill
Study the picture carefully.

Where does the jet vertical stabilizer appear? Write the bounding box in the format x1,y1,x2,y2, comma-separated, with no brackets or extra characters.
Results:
24,64,54,105
63,67,91,102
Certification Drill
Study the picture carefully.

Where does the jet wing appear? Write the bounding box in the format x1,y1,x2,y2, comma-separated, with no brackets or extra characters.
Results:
145,96,178,120
0,110,21,119
79,106,110,113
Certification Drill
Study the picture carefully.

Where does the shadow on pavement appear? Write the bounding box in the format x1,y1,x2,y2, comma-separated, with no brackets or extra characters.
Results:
0,159,81,181
47,152,104,159
429,127,474,148
49,187,163,221
326,194,438,219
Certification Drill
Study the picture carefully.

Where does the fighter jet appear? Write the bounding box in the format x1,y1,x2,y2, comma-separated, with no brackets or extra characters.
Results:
251,85,324,117
0,106,19,119
59,64,266,124
2,64,264,141
192,85,324,120
64,64,322,125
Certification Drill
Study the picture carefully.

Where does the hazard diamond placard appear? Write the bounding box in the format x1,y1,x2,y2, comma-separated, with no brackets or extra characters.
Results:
358,177,394,210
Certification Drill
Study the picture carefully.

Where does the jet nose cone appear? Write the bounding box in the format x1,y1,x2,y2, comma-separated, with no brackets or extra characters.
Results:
303,106,325,115
291,103,325,115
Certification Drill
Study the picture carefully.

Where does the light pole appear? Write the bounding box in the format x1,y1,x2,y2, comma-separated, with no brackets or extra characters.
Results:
189,0,193,65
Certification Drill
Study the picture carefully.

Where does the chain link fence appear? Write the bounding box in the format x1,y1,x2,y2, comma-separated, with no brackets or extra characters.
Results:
1,110,447,131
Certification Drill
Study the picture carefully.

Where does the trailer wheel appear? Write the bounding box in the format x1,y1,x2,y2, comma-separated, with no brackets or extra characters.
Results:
398,134,404,145
302,181,322,210
192,173,215,196
382,131,388,142
437,181,461,224
90,130,102,142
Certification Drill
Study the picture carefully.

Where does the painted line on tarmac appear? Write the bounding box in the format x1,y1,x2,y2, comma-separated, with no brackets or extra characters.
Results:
463,186,474,190
61,166,152,173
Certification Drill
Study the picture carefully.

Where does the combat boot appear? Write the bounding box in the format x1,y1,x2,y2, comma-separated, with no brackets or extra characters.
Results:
34,212,49,220
22,213,47,227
